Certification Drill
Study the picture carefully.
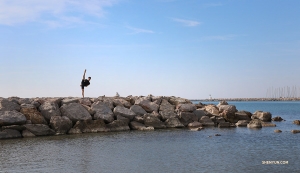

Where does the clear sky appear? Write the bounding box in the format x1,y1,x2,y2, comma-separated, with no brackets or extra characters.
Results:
1,0,300,99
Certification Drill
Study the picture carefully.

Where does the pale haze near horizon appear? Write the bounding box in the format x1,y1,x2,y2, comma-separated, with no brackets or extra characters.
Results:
0,0,299,99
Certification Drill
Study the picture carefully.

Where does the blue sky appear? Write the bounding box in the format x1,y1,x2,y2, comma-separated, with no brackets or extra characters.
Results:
1,0,300,99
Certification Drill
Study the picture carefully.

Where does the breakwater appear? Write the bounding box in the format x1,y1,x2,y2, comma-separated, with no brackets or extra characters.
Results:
0,95,290,140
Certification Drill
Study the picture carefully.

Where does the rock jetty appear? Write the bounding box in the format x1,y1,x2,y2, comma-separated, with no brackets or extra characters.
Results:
0,96,277,140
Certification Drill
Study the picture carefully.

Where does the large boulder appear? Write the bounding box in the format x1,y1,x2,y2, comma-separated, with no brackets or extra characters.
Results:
113,106,136,120
168,97,192,106
193,109,206,121
177,104,196,112
235,120,250,127
0,129,22,139
247,119,262,128
218,105,237,114
50,116,73,135
136,99,159,113
79,98,92,107
165,118,184,128
235,111,252,121
144,114,166,129
24,124,56,136
252,111,272,122
20,104,47,124
204,105,219,116
152,96,163,105
22,130,36,137
60,103,92,123
220,110,239,123
91,101,114,123
199,116,215,126
129,121,154,131
159,99,177,121
113,98,131,108
39,101,61,122
0,99,21,111
106,120,130,131
178,112,198,126
70,119,109,133
130,105,147,116
0,111,27,126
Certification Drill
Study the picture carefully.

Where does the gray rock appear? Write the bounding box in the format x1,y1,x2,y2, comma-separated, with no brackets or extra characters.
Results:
218,105,237,114
165,118,184,128
0,99,21,111
136,99,159,113
2,125,26,131
18,98,33,105
130,121,154,131
235,120,250,127
39,101,61,122
50,116,73,135
204,105,219,116
193,109,206,121
24,124,55,136
60,103,92,123
81,119,108,133
113,106,136,120
133,115,144,124
116,115,130,124
81,104,96,115
272,116,284,121
20,104,47,124
235,111,252,121
106,120,130,131
218,122,230,128
217,100,228,107
159,99,177,121
199,116,215,126
79,98,92,107
293,120,300,125
274,129,282,133
130,105,147,116
247,119,262,128
0,129,22,139
177,104,196,112
113,98,131,108
187,121,203,128
291,130,300,134
152,96,163,105
91,101,114,123
22,129,36,137
144,114,166,129
168,97,192,106
0,111,27,126
178,112,198,126
252,111,272,122
61,98,79,105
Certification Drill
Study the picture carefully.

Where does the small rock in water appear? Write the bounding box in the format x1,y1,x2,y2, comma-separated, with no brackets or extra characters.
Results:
214,134,221,136
291,130,300,134
293,120,300,125
272,116,284,121
274,129,282,133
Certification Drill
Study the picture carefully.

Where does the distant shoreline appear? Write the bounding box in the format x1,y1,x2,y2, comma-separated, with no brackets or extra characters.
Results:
191,98,300,102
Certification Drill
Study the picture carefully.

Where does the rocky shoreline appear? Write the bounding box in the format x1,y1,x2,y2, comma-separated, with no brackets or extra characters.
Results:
0,95,298,140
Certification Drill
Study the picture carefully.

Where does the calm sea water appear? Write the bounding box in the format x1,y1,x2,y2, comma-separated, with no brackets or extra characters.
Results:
0,101,299,173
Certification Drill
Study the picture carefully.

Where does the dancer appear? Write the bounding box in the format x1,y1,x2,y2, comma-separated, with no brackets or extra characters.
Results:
80,69,91,98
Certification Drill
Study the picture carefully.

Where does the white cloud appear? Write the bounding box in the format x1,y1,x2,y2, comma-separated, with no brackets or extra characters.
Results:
0,0,118,26
172,18,201,27
126,25,155,34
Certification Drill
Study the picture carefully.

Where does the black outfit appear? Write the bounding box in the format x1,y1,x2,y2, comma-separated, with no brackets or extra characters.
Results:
81,79,90,89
